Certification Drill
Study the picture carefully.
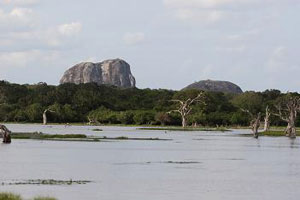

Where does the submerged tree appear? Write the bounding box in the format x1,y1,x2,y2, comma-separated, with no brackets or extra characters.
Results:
274,94,300,138
263,106,271,132
168,92,205,128
43,109,55,125
241,109,261,138
0,124,11,143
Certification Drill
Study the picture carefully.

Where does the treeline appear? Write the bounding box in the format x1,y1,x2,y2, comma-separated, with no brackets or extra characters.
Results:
0,80,299,126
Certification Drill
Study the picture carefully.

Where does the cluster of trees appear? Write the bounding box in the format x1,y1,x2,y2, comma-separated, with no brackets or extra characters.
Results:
0,81,300,132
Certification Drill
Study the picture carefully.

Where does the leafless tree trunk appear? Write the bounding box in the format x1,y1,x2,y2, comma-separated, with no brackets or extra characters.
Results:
274,96,300,139
0,124,11,144
251,113,261,139
168,93,205,128
241,109,261,138
43,109,55,125
263,106,271,132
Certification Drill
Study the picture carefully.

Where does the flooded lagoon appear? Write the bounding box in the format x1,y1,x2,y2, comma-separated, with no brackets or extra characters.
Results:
1,124,300,200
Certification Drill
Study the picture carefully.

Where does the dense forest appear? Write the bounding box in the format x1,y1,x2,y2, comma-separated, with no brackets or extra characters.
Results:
0,80,299,127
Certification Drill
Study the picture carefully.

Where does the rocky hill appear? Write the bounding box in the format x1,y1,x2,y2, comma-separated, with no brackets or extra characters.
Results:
60,59,136,88
183,80,243,94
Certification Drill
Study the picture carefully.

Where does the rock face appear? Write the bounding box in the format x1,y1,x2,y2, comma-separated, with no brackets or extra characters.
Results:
183,80,243,94
60,59,136,88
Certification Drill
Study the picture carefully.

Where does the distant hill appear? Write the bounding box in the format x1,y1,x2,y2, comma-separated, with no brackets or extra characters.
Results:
183,80,243,94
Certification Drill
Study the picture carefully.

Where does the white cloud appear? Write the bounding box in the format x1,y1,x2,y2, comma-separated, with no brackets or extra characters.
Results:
163,0,247,8
266,46,288,70
163,0,297,24
0,8,36,31
1,0,39,6
0,50,61,69
58,22,82,36
216,45,246,53
174,9,225,23
163,0,235,23
123,32,145,45
0,50,41,68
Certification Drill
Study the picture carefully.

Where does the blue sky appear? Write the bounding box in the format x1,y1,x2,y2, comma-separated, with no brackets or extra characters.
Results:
0,0,300,92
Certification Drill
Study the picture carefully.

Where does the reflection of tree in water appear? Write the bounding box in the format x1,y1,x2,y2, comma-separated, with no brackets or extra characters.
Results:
289,139,299,149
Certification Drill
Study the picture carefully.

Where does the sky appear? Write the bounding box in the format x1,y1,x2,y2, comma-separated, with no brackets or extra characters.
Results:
0,0,300,92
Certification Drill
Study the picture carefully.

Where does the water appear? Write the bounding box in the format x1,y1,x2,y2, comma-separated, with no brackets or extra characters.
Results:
0,124,300,200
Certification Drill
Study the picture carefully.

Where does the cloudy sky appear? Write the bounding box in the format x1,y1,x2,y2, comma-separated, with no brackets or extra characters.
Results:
0,0,300,92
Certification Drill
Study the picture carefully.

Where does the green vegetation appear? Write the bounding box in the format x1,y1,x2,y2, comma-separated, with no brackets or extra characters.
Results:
99,136,170,141
0,193,56,200
34,197,57,200
0,193,21,200
11,132,87,140
91,128,103,132
0,81,299,128
138,127,229,132
10,132,168,142
261,131,300,137
2,179,91,186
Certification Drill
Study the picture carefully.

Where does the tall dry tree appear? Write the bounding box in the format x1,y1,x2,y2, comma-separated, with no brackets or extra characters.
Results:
43,109,55,125
241,109,261,138
274,95,300,138
168,92,205,128
0,124,11,144
263,106,271,132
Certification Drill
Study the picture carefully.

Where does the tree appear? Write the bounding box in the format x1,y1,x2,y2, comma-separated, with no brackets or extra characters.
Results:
43,108,55,125
168,92,205,128
155,112,171,126
118,111,134,125
26,103,43,122
241,109,261,138
263,106,271,132
0,124,11,143
274,94,300,138
233,92,264,138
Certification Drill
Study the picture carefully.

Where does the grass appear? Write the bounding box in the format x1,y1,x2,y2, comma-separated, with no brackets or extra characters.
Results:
10,132,167,142
11,132,87,140
8,131,171,142
138,127,229,132
0,193,56,200
34,197,57,200
2,179,91,186
10,132,102,142
0,193,21,200
91,128,103,132
261,131,300,137
99,136,171,141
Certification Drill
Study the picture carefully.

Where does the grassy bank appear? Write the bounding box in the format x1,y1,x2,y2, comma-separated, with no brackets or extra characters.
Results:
261,131,300,137
10,132,169,142
0,192,56,200
11,132,87,139
138,127,230,132
10,132,101,142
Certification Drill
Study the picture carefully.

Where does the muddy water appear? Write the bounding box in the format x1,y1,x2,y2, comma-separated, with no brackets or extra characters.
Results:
0,124,299,200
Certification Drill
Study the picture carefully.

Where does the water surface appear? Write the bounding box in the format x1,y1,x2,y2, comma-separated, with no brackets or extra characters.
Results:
0,124,299,200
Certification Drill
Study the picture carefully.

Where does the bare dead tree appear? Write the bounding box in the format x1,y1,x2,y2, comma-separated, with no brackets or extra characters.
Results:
274,96,300,138
167,92,205,128
263,106,271,132
43,109,55,125
0,124,11,143
241,109,261,138
87,116,100,125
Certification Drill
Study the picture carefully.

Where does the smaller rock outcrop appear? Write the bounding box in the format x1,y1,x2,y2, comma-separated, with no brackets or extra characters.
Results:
183,80,243,94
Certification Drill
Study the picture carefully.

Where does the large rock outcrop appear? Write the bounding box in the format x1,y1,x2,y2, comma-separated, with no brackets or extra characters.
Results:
60,59,136,88
183,80,243,94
